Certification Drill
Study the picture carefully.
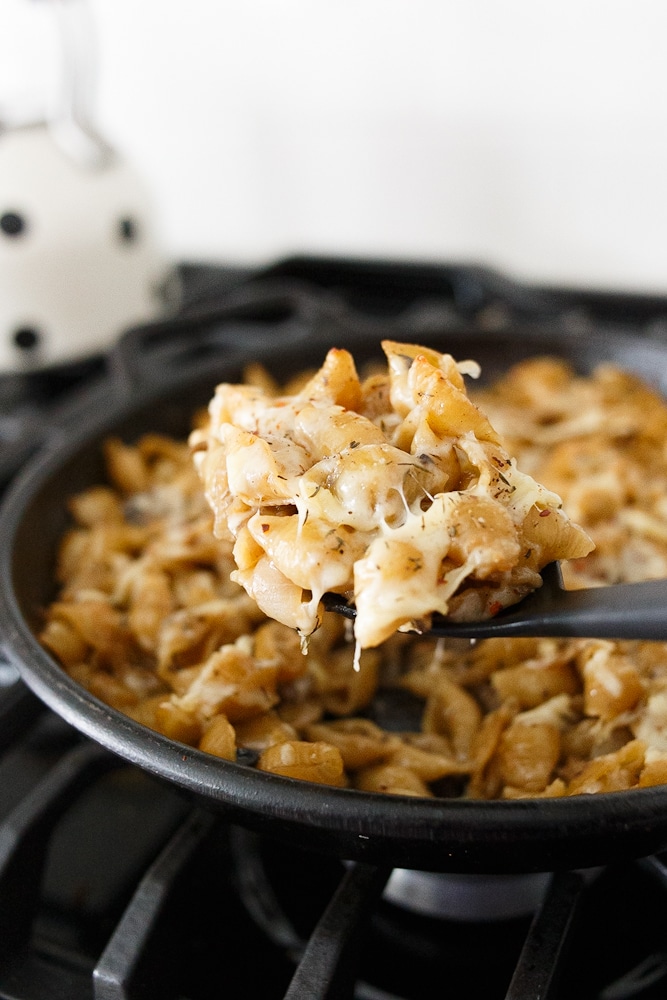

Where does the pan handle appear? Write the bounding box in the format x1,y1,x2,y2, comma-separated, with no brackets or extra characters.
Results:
108,279,341,394
0,279,340,485
0,365,121,487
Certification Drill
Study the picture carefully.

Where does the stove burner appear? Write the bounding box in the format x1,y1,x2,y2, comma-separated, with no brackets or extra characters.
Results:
383,869,553,921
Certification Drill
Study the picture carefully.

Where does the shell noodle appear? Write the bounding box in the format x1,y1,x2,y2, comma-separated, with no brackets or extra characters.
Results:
190,341,594,649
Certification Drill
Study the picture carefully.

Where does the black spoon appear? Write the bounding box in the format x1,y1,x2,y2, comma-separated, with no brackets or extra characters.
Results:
322,562,667,640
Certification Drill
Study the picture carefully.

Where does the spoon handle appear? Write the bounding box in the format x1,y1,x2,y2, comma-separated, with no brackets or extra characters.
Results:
427,578,667,641
322,573,667,641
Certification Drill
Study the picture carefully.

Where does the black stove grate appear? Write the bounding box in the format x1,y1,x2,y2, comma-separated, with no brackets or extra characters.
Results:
3,672,667,1000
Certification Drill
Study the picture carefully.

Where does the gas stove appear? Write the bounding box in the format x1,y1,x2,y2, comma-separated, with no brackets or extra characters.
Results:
2,258,667,1000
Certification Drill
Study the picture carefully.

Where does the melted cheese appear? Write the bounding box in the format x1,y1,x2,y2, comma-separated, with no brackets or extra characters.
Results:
191,341,593,649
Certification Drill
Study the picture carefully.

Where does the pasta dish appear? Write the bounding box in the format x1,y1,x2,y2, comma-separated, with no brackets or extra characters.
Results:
37,345,667,800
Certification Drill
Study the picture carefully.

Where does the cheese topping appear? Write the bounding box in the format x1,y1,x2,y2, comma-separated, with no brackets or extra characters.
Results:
191,341,593,649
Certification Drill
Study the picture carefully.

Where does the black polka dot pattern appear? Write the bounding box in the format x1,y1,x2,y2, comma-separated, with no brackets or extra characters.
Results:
118,217,138,242
1,212,26,237
13,327,40,351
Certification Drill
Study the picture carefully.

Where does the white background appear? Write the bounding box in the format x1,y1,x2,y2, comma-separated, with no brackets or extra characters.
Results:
2,0,667,293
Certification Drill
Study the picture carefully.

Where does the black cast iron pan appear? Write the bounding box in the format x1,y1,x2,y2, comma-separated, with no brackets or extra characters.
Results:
2,279,667,876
